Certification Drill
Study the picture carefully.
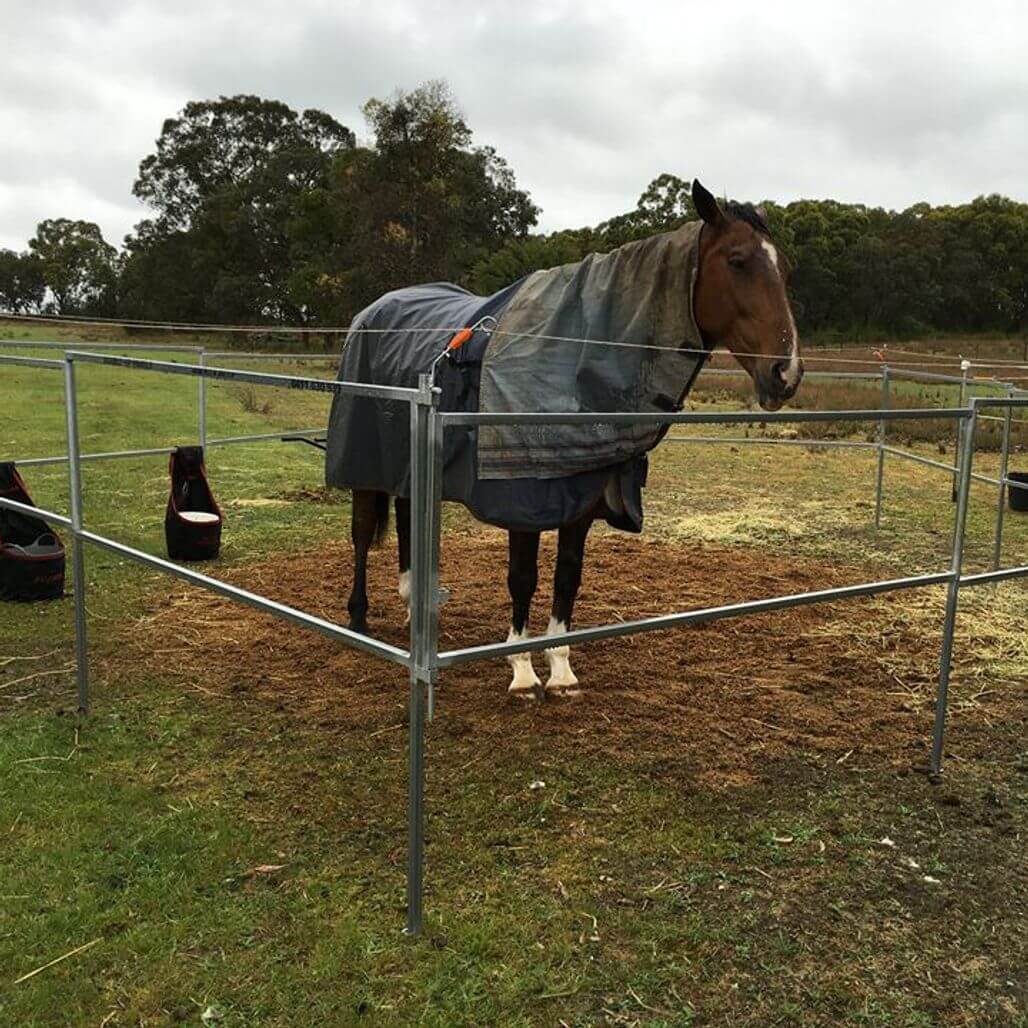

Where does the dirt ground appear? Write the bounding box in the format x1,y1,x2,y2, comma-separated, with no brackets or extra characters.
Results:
116,529,1022,787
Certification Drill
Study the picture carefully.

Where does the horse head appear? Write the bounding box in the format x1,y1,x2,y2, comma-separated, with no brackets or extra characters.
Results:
692,179,804,411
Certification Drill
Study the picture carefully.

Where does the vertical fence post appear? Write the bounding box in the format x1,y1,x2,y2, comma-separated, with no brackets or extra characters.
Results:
405,373,442,937
931,405,977,776
991,395,1013,571
198,348,208,450
424,395,443,724
63,358,90,716
952,360,970,501
875,365,890,529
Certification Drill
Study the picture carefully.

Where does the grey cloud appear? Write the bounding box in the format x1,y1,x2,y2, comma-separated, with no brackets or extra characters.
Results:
1,0,1026,250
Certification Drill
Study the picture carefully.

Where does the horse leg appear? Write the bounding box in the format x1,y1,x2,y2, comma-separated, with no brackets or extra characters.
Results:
395,496,411,623
507,529,542,698
545,513,593,696
347,489,389,632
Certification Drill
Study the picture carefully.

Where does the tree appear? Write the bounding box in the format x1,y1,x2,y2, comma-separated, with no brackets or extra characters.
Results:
28,219,118,314
124,95,355,323
100,87,1028,335
118,221,210,323
469,228,600,295
0,249,45,313
281,181,359,326
469,174,693,294
133,96,355,231
338,81,538,306
596,173,695,245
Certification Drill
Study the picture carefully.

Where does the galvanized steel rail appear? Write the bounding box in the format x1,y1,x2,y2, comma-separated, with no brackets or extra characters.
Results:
65,351,415,401
16,429,327,469
0,353,67,370
439,407,972,427
436,571,957,668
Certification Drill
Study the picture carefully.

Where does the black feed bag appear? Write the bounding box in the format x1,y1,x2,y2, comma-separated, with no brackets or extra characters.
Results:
165,447,223,561
1009,471,1028,513
0,462,66,601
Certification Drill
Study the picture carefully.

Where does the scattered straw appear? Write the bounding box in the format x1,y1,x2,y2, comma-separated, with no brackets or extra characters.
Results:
14,938,102,984
0,665,76,691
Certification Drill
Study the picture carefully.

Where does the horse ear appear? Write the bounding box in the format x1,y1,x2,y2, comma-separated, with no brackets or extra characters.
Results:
755,204,768,222
692,179,724,226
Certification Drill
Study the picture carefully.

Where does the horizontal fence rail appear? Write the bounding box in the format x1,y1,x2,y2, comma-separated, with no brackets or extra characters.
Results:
0,353,66,370
439,558,1028,669
887,367,972,385
971,397,1028,409
0,493,73,527
959,565,1028,587
205,352,339,361
437,571,956,667
700,367,884,382
882,446,1028,492
16,428,327,469
79,529,410,666
441,407,973,427
66,351,415,401
1,339,203,352
668,436,876,450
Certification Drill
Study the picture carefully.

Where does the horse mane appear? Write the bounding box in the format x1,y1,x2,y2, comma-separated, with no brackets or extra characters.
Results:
724,201,772,238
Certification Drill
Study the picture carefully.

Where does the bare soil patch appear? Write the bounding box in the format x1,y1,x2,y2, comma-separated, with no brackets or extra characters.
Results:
115,530,1021,785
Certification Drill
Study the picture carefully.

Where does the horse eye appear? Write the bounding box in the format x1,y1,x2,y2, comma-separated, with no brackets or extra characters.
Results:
727,253,747,269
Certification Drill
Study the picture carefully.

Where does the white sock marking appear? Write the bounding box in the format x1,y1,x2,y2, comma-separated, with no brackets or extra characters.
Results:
507,625,541,693
398,569,411,623
544,616,579,691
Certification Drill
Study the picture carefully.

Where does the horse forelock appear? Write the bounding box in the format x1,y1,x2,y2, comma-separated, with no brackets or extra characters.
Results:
724,201,772,238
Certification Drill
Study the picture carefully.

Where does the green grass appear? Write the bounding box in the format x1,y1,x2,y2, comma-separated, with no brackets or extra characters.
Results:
1,333,1026,1026
2,679,1024,1026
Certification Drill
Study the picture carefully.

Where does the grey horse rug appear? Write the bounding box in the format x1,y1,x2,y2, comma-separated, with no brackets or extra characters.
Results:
325,221,711,532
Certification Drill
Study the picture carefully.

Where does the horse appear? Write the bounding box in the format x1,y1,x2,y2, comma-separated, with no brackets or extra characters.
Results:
335,179,804,697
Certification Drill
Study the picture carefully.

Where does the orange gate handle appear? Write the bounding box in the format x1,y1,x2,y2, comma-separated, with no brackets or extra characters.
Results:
447,328,474,352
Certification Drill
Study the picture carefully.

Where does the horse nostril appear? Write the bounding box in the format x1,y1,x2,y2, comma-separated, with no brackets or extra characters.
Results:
771,361,789,385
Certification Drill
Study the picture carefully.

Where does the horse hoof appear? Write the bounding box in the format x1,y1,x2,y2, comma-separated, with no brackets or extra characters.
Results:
348,620,368,635
544,683,582,699
508,652,541,699
544,663,579,697
508,682,543,702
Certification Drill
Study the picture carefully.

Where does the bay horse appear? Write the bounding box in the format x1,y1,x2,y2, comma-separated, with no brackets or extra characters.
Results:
345,180,804,697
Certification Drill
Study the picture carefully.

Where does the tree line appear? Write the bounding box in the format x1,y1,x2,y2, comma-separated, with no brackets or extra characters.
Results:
2,82,1026,340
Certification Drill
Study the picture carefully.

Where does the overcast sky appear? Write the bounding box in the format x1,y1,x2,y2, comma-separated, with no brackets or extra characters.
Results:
2,0,1026,251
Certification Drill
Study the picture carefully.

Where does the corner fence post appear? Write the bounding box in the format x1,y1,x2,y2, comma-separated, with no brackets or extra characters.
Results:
63,358,90,716
931,406,977,776
875,365,889,528
405,373,442,937
198,348,208,449
991,395,1013,571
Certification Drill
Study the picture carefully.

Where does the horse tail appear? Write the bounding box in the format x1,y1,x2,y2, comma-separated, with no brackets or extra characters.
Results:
372,490,391,548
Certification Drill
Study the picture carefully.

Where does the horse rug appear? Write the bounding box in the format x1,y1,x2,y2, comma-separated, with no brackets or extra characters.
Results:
324,221,709,532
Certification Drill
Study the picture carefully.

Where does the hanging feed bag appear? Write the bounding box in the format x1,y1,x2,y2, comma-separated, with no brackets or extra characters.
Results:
165,447,223,561
0,462,66,601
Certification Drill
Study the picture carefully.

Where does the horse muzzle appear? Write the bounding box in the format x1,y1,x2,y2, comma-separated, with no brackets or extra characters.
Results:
756,360,804,411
